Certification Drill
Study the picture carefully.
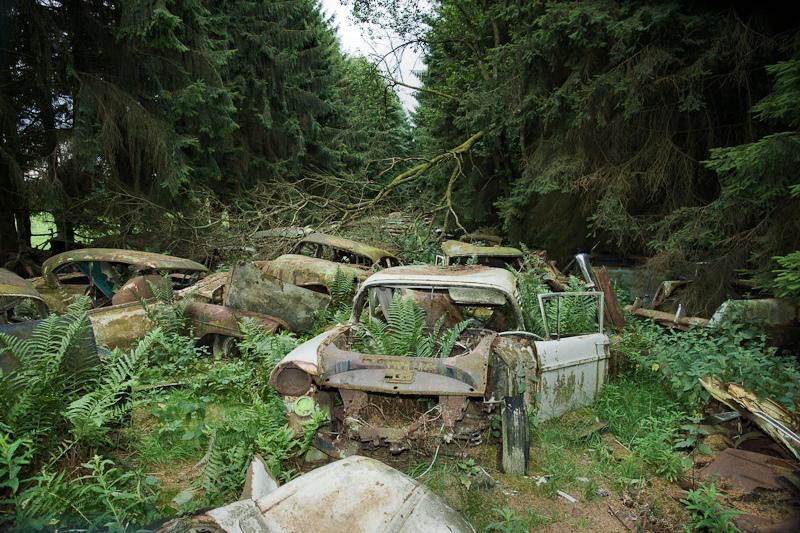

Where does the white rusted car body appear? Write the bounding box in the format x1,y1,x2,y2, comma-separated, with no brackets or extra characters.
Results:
270,265,610,461
163,455,474,533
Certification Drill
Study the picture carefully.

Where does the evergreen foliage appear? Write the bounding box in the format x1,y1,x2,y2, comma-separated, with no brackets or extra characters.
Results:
398,0,800,308
0,0,411,255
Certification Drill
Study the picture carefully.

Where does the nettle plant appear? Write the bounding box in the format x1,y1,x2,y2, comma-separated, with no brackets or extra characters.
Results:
641,315,800,410
681,483,741,533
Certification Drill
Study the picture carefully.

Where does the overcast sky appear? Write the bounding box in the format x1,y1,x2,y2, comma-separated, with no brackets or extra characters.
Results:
320,0,423,112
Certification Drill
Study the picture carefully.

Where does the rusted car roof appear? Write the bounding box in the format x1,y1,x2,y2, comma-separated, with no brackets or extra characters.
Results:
261,254,368,287
0,268,45,302
441,239,522,259
300,233,398,263
361,265,518,296
41,248,208,277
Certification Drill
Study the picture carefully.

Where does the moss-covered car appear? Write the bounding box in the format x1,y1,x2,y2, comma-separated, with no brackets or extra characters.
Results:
29,248,209,311
270,264,609,474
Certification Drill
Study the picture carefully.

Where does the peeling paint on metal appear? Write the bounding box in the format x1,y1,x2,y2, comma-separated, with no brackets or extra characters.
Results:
441,240,523,259
259,254,368,288
299,233,398,263
41,248,208,279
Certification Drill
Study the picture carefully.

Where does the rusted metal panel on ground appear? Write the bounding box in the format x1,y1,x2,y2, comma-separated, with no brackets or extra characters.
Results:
700,378,800,460
534,333,610,420
702,448,798,494
226,262,330,332
164,456,474,533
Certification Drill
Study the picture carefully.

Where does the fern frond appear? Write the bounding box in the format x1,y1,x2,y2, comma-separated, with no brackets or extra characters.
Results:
438,320,470,358
360,293,468,358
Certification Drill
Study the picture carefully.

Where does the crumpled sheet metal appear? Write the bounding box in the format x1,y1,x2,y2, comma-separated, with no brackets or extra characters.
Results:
183,456,474,533
226,262,329,332
700,377,800,460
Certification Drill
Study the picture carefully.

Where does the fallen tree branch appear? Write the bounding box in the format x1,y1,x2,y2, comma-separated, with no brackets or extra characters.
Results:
347,126,493,211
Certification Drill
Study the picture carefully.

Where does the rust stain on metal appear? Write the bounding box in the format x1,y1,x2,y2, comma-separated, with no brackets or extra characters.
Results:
175,271,230,303
0,268,45,301
317,331,496,396
111,274,162,305
259,254,368,287
298,232,398,264
702,448,797,494
89,301,154,350
41,248,208,279
701,377,800,460
441,239,522,259
185,302,288,339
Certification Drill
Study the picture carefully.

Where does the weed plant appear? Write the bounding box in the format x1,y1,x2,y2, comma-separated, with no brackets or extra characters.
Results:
620,310,800,410
0,294,323,528
681,483,741,532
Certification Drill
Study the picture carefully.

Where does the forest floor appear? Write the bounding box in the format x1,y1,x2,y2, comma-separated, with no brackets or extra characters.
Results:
122,361,798,532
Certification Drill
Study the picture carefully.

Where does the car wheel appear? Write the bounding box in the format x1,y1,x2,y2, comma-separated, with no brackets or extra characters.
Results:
501,395,529,475
212,335,239,358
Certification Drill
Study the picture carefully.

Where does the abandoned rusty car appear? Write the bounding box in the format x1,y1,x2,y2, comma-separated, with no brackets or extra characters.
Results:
270,263,610,474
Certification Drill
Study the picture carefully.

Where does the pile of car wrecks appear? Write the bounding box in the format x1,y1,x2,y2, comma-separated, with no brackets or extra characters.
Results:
1,231,614,479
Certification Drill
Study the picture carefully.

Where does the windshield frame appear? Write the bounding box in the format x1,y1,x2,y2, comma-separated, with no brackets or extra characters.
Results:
351,281,526,331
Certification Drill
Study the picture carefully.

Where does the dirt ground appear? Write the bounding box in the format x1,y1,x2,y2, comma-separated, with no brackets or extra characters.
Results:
297,408,799,532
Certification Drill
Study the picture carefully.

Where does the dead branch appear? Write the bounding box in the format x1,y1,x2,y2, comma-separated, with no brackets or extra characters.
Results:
347,126,493,211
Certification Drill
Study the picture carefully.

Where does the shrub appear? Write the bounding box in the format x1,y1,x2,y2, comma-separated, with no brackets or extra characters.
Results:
357,292,469,357
640,319,800,410
681,483,741,533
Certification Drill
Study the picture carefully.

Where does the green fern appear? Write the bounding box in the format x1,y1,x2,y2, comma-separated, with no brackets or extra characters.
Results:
329,266,355,313
358,292,470,357
65,330,163,445
0,297,98,443
140,276,190,337
516,272,598,337
312,267,356,331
